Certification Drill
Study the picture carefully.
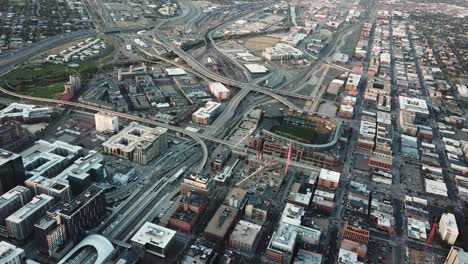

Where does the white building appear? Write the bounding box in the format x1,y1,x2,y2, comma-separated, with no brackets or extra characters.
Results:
0,103,51,122
102,122,168,165
229,220,262,253
456,84,468,99
318,168,341,189
263,43,303,61
131,222,176,258
244,64,269,74
0,241,25,264
192,101,222,125
439,213,459,245
95,112,119,132
399,96,429,116
208,82,230,101
6,194,55,241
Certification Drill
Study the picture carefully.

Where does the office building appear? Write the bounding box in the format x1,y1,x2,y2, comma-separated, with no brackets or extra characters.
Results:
54,151,104,195
6,194,54,240
22,140,83,179
34,215,67,255
263,43,303,61
0,103,51,123
439,213,459,245
131,222,176,258
169,191,207,233
95,112,119,133
0,241,26,264
228,220,262,253
53,185,106,242
102,122,168,165
224,187,248,209
265,223,297,263
0,121,24,149
181,172,212,196
208,82,230,100
204,205,239,241
0,149,26,195
294,249,323,264
64,75,81,97
343,223,370,245
318,168,341,189
0,186,32,226
192,101,222,125
25,175,72,203
445,246,468,264
34,215,67,254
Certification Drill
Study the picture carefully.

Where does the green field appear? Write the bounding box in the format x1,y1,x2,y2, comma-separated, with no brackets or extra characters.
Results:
271,125,328,144
1,47,113,98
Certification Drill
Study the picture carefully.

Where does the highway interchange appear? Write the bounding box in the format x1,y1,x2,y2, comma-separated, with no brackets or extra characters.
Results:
0,0,405,263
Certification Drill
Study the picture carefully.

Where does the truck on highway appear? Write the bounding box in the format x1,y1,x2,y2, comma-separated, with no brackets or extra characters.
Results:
126,44,132,51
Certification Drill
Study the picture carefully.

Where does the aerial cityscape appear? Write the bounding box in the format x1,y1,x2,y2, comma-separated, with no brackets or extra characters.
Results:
0,0,467,263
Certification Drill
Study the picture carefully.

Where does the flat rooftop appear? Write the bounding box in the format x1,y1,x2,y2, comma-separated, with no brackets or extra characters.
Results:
204,205,239,238
131,222,176,249
55,185,104,217
319,168,341,182
230,220,261,245
0,148,21,167
6,194,53,224
103,122,167,153
0,241,24,262
0,186,29,205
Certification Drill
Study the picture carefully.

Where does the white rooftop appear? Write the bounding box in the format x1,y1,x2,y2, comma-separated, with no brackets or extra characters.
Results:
244,63,269,74
131,222,176,249
0,241,24,262
192,101,221,119
440,213,458,232
270,223,297,253
399,96,429,115
165,68,187,76
425,179,448,197
6,194,53,224
0,103,51,119
319,168,341,183
230,220,262,244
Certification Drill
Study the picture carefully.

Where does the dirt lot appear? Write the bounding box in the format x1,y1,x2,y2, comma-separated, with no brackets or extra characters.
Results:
244,36,279,51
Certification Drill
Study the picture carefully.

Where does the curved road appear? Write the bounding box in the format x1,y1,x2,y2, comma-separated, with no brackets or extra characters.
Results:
0,86,213,172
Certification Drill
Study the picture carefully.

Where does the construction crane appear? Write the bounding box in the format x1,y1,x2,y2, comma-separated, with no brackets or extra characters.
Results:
235,161,282,187
421,222,438,263
284,142,292,174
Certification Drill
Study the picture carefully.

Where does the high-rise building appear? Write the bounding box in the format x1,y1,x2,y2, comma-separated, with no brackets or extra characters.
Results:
0,149,26,195
0,241,26,264
53,185,106,242
34,215,67,255
5,194,55,240
53,151,104,195
439,213,459,245
64,75,81,97
95,112,119,132
0,186,32,226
